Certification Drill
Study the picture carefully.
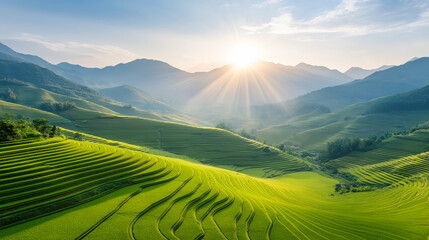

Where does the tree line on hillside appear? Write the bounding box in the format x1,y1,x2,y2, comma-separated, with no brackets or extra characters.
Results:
411,121,429,132
0,113,59,141
216,122,257,140
39,101,77,112
320,135,386,161
321,121,429,162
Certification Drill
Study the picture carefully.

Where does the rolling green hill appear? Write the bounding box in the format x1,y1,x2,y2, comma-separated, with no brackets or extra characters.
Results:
55,107,308,177
323,129,429,186
0,138,428,239
0,59,104,101
0,59,204,126
258,83,429,151
0,100,72,126
347,152,429,185
329,129,429,169
0,100,306,176
0,79,118,115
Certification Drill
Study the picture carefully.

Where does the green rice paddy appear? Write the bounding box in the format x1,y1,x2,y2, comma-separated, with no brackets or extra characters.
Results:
1,138,428,239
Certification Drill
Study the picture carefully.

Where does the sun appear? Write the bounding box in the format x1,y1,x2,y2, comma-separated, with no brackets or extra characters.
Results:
228,43,261,69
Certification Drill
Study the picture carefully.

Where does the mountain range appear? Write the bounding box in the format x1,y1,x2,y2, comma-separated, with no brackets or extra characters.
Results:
0,42,364,110
295,57,429,111
0,41,425,128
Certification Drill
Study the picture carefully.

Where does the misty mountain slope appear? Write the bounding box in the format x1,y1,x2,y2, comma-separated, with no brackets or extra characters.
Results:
0,59,105,100
58,59,354,107
0,52,23,62
183,61,356,110
295,63,352,82
257,82,429,151
99,85,176,113
0,42,56,71
295,57,429,111
0,42,96,84
57,59,193,92
0,43,363,110
0,59,204,126
0,79,118,115
249,100,331,128
344,65,393,79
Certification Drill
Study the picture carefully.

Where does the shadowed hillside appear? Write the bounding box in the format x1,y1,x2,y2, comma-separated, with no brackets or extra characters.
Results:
296,57,429,111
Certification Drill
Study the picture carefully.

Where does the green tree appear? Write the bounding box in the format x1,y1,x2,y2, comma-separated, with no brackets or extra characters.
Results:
49,125,60,138
216,122,232,132
0,119,20,141
32,118,50,135
40,101,77,112
0,118,41,141
73,132,83,141
2,113,16,120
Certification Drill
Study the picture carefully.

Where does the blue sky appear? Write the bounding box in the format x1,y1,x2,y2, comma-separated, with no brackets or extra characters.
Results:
0,0,428,71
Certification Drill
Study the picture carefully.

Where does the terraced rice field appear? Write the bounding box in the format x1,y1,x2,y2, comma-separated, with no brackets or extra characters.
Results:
1,138,429,239
59,115,309,177
330,129,429,169
347,151,429,185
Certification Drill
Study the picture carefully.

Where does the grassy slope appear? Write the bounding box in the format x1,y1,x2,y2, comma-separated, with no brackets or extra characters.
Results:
318,129,429,187
0,138,428,240
257,100,429,152
57,108,308,177
0,100,72,125
258,63,429,151
0,101,307,177
0,80,205,126
60,127,202,164
0,59,103,100
0,80,118,114
329,129,429,169
96,102,206,126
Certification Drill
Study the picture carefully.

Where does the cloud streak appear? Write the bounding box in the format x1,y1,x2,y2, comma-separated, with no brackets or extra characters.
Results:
7,33,138,67
243,0,429,37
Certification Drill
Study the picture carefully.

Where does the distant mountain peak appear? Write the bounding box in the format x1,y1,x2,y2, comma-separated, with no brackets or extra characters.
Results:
407,57,419,62
295,62,352,82
344,65,394,79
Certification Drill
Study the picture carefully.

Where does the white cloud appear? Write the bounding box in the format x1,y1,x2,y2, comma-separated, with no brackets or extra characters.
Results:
7,33,138,67
252,0,282,8
243,0,429,37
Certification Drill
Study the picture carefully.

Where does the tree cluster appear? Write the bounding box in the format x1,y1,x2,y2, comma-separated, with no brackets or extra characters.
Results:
215,122,257,140
411,121,429,132
322,136,382,161
238,129,256,140
215,122,233,132
39,101,77,112
0,114,60,141
335,184,376,194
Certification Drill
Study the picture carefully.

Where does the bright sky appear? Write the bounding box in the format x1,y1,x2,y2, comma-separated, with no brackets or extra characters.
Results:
0,0,428,72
